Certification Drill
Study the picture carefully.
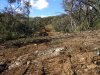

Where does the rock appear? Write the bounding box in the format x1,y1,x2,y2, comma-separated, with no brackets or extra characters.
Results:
97,50,100,56
8,54,29,70
86,64,97,70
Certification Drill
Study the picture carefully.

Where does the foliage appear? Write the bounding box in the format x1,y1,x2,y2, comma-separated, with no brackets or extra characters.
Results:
0,0,100,43
52,15,71,32
63,0,100,31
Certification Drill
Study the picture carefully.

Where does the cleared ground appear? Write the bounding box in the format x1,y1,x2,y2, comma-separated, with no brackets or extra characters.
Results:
0,30,100,75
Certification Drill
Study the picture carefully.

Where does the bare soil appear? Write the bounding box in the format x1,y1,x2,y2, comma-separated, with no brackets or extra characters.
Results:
0,30,100,75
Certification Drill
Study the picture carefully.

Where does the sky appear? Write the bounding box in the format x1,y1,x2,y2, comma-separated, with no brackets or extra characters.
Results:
0,0,65,17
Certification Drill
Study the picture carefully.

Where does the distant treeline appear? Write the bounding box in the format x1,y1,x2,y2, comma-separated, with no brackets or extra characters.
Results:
0,12,100,43
0,0,100,43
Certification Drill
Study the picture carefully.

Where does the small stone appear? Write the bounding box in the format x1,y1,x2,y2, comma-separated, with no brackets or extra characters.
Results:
27,61,30,65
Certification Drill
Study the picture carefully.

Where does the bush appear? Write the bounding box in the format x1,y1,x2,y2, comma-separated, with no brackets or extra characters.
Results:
6,32,18,40
94,20,100,29
14,23,33,36
0,32,18,43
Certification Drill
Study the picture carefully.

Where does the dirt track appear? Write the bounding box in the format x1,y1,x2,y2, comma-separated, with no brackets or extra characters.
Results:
0,30,100,75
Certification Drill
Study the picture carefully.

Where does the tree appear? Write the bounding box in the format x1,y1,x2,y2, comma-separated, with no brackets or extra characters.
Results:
51,14,71,32
63,0,100,31
5,0,32,32
63,0,77,31
0,0,33,42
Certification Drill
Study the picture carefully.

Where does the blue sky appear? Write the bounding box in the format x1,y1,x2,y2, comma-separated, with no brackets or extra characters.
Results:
0,0,65,17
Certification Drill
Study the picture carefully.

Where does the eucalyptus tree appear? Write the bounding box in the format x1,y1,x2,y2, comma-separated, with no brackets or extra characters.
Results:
6,0,31,18
63,0,100,31
63,0,77,31
0,0,32,41
6,0,32,30
77,0,100,28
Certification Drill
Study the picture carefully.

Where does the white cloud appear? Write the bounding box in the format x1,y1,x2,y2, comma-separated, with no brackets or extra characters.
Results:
30,0,49,10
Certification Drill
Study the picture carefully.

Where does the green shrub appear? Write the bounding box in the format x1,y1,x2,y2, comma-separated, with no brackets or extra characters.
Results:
94,20,100,29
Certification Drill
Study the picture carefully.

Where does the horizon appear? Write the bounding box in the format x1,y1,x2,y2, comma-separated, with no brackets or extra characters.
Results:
0,0,65,17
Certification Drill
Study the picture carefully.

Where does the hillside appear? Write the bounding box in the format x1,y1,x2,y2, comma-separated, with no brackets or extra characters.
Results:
0,30,100,75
